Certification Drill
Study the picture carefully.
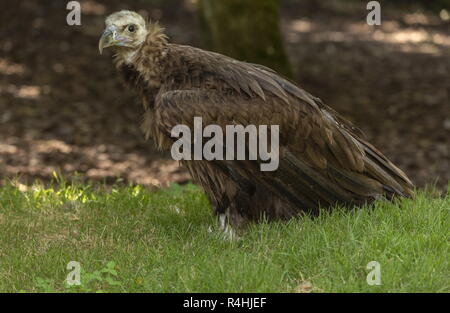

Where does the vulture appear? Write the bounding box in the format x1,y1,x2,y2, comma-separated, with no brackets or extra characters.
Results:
99,10,414,234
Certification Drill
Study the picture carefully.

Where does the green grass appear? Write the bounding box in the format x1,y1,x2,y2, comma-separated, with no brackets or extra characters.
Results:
0,179,448,293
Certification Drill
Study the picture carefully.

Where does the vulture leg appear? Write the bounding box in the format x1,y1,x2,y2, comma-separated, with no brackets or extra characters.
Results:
218,210,238,240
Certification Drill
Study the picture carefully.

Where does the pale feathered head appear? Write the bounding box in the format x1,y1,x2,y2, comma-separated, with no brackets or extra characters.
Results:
99,10,148,54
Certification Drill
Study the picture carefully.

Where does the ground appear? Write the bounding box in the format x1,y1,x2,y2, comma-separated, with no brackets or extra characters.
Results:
1,1,449,190
0,182,448,292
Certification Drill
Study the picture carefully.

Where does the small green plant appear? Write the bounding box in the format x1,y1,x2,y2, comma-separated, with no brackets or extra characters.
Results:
31,261,122,293
35,278,57,293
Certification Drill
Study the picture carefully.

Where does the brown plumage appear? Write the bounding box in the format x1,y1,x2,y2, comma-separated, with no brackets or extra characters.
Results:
99,11,414,231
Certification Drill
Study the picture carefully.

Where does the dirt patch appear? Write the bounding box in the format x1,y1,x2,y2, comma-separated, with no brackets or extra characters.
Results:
281,1,450,190
0,0,448,189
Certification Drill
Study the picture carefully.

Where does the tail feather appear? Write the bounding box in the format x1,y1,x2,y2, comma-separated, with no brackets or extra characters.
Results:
359,140,415,197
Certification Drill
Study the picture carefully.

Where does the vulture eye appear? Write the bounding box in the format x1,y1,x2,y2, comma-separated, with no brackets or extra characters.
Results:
127,25,136,32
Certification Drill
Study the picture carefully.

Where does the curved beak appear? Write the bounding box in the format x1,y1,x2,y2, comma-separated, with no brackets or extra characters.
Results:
99,25,118,55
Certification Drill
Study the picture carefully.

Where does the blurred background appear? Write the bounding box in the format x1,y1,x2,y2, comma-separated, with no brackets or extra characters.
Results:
0,0,449,190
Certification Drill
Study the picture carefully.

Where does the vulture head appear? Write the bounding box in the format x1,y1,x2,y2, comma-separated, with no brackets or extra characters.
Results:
99,10,148,57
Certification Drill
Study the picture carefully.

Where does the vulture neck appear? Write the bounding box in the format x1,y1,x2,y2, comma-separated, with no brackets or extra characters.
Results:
115,23,168,88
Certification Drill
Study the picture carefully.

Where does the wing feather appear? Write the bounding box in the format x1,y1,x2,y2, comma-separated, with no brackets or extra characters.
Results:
147,45,414,217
